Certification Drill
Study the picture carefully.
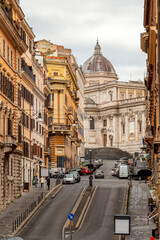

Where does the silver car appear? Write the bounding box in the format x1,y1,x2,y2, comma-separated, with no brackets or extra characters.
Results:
69,171,81,183
62,174,75,184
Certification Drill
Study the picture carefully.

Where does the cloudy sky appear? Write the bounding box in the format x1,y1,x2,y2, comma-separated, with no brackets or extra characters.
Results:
21,0,146,81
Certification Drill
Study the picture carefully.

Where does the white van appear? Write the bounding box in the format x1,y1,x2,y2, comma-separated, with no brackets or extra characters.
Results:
119,165,128,178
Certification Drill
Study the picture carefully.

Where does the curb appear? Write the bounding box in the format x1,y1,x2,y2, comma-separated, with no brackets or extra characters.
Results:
124,182,130,214
62,186,97,240
118,182,130,240
12,183,62,237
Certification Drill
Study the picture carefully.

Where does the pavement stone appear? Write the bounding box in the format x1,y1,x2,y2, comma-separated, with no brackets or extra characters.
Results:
0,179,57,238
126,181,156,240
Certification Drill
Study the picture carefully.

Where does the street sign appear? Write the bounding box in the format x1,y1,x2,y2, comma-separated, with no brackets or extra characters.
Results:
68,213,74,220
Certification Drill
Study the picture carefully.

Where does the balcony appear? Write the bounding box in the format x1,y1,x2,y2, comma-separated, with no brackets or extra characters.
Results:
21,59,35,83
44,146,51,156
68,107,73,115
1,2,13,22
48,124,71,135
44,79,50,89
3,135,17,153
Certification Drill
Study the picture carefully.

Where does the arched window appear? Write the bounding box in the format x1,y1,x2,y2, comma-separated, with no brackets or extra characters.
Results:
90,117,94,129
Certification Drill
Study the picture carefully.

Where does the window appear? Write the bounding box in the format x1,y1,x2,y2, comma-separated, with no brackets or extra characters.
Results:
139,122,142,133
42,44,47,49
7,45,9,62
103,120,107,127
121,93,125,99
110,94,112,101
3,39,5,57
3,115,5,135
90,117,94,130
11,50,13,67
26,115,29,128
122,125,125,134
129,94,133,99
8,119,12,136
18,57,20,73
18,125,22,143
53,72,58,76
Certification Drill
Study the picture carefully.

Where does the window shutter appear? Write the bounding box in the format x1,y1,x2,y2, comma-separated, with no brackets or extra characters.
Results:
12,85,14,102
23,141,25,156
8,119,12,136
31,94,33,106
7,77,9,98
31,145,33,159
30,118,33,131
40,147,42,158
0,72,2,91
18,125,22,143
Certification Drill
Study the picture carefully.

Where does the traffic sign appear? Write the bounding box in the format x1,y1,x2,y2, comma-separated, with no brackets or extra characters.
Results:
68,213,74,220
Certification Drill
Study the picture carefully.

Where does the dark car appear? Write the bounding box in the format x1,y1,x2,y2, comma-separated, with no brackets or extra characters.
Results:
70,168,83,176
95,170,104,179
50,171,64,179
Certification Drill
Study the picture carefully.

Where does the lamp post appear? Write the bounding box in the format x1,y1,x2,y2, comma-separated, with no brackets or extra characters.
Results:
89,150,93,187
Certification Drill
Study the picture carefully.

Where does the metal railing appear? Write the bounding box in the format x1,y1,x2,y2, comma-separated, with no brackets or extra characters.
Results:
21,59,35,82
12,192,43,233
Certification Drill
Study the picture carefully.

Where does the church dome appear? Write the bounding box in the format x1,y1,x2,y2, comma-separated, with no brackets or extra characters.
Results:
82,40,116,74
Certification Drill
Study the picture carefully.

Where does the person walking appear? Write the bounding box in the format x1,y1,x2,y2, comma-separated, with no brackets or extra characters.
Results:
35,176,38,187
47,176,50,190
40,176,45,188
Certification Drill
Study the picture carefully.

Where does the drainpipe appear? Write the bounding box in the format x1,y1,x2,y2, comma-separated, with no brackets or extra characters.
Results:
157,0,160,237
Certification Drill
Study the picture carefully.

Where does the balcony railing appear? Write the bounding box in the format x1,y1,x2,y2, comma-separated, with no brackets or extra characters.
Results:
44,79,50,88
21,59,35,82
48,124,71,134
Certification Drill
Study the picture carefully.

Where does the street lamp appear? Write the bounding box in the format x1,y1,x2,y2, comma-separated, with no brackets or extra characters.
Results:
89,150,93,187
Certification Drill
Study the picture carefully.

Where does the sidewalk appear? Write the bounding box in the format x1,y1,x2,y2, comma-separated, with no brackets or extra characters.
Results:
126,181,156,240
0,179,57,239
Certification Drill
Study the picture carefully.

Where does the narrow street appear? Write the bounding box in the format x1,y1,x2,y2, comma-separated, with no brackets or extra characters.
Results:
17,160,128,240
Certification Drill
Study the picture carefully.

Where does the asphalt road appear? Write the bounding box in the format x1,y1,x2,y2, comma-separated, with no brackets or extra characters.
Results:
72,161,127,240
17,183,87,240
17,160,127,240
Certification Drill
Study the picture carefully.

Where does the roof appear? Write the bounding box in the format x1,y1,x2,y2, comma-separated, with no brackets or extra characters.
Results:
82,40,116,74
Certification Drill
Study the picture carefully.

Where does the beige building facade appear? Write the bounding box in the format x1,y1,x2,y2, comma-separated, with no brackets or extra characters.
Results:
83,41,146,154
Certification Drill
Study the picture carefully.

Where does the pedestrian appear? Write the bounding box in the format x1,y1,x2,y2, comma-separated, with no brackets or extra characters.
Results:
40,176,45,188
35,176,38,187
47,176,50,190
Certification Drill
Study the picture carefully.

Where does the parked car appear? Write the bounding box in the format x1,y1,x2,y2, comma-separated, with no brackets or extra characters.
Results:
70,168,83,176
95,170,104,179
62,174,75,184
50,171,64,179
81,167,93,175
111,168,119,176
69,171,81,182
7,238,24,240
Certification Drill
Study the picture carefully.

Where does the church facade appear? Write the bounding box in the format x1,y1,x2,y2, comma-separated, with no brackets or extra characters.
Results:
83,41,146,154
